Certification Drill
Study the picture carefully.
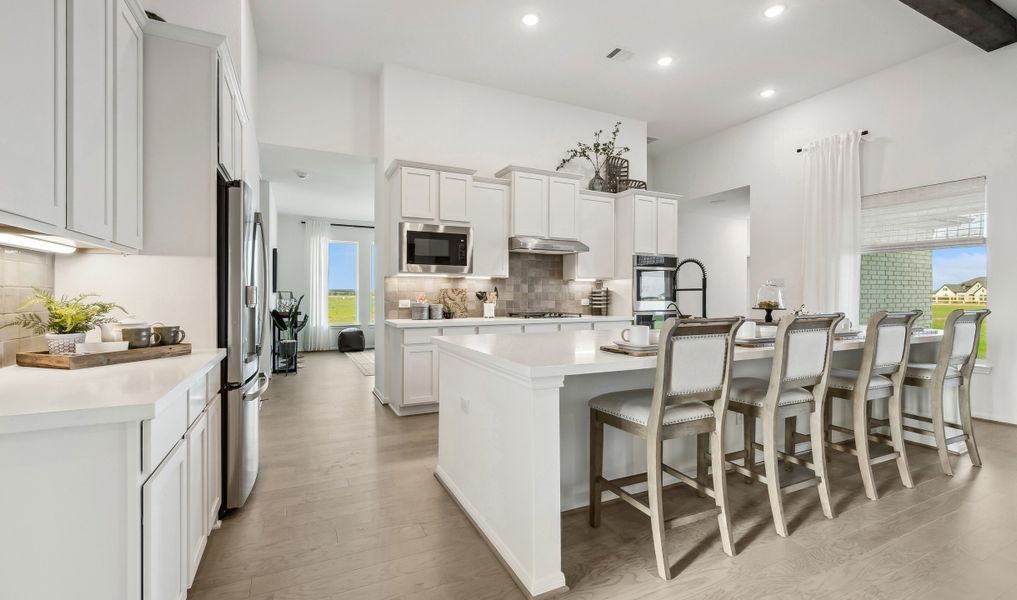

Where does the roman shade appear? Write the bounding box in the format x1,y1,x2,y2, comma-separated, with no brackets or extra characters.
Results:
861,177,986,253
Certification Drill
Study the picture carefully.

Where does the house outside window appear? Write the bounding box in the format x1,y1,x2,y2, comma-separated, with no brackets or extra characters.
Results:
328,241,358,325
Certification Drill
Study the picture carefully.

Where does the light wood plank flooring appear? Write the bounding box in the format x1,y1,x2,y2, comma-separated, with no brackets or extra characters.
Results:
191,351,1017,599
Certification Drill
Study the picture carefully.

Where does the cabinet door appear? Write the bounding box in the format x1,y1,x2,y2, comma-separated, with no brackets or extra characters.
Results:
217,64,234,178
633,195,658,255
470,181,509,277
66,0,112,240
400,167,438,220
185,411,208,586
510,172,548,237
232,109,243,181
573,196,614,279
656,198,678,256
113,0,143,249
143,439,187,600
403,345,437,406
547,177,580,240
205,394,222,528
438,172,471,222
0,1,65,226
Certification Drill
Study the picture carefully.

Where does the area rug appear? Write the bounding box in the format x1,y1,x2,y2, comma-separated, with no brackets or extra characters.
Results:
345,350,375,376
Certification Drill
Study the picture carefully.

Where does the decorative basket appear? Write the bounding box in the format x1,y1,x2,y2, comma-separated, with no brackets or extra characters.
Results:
605,156,629,193
617,179,647,192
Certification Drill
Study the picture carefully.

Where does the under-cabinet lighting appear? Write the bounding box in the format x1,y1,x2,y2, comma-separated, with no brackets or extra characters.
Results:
465,276,492,280
0,233,77,254
763,5,786,18
521,13,540,26
572,278,598,282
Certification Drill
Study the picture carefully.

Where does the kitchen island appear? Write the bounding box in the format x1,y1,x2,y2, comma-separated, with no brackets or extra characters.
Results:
432,329,942,597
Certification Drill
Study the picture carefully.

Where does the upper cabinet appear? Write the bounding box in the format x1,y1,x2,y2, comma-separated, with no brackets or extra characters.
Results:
387,161,476,224
564,193,615,280
495,166,582,240
217,52,245,182
470,178,510,278
0,0,145,252
615,190,682,269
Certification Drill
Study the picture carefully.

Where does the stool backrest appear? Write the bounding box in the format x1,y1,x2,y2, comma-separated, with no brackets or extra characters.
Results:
857,310,922,390
939,309,990,374
767,314,843,409
648,317,744,432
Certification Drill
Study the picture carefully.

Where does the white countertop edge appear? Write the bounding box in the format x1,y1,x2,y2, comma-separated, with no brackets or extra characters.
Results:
385,316,633,329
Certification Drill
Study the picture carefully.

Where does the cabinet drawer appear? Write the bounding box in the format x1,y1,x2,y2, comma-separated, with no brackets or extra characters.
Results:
560,322,594,332
187,375,209,427
403,327,441,345
143,389,188,475
478,325,523,335
441,326,477,336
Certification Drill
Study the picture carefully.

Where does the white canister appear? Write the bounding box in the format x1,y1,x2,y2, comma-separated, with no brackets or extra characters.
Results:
483,302,496,318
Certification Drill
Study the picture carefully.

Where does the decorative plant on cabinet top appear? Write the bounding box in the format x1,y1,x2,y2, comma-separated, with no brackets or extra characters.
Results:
556,121,630,191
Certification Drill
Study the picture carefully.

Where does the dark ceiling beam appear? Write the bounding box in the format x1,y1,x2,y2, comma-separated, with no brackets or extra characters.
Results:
898,0,1017,51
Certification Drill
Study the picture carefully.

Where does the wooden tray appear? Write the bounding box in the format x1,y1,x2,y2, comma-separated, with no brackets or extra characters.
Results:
16,343,192,370
601,344,657,357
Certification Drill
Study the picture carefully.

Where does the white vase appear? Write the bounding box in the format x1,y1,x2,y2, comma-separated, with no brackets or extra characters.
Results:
46,332,86,355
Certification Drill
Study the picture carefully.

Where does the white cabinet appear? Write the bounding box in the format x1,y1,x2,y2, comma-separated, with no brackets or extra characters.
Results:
548,177,580,240
218,65,234,178
399,167,438,219
633,195,658,254
206,394,222,528
143,439,188,600
656,198,679,257
185,411,208,586
523,323,559,334
616,191,681,264
560,322,594,332
113,0,144,249
403,345,438,406
0,1,66,227
217,53,244,182
471,180,509,277
439,171,472,222
564,194,615,280
508,171,548,237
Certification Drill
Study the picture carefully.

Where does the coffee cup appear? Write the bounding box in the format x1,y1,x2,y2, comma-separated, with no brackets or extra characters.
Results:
122,327,161,349
738,321,757,339
621,325,650,346
649,330,660,345
152,325,186,346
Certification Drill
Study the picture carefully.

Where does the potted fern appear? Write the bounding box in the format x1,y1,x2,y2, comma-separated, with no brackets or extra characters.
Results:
2,289,126,354
556,121,630,191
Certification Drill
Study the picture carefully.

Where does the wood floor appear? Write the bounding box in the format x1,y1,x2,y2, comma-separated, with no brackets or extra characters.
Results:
191,351,1017,600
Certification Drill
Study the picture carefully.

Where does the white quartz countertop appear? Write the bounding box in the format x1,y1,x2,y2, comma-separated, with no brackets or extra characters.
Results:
433,330,944,379
384,315,633,329
0,349,226,434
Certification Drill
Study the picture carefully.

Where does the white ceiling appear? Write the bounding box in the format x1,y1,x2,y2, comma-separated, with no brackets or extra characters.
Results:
250,0,980,153
260,144,375,222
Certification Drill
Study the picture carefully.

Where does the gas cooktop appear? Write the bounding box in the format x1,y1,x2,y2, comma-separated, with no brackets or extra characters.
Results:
508,311,583,319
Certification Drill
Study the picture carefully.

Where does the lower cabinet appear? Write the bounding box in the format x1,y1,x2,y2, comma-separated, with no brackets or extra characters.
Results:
403,345,438,406
143,439,188,600
185,411,209,586
206,394,223,528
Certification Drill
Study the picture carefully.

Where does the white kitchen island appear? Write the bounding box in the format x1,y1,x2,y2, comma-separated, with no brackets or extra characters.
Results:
433,329,943,597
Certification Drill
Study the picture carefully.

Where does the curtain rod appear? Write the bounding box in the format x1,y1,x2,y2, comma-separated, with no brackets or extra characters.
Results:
300,221,375,230
796,130,869,154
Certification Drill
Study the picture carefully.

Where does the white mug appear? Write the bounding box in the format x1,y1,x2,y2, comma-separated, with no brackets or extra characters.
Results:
737,321,757,339
649,330,660,345
621,325,650,346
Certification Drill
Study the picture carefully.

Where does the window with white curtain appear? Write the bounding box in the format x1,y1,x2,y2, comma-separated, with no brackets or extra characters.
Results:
328,241,359,325
859,177,987,358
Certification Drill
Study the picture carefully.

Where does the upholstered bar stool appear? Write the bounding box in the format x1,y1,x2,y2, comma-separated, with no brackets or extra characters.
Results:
823,310,922,500
903,309,990,476
588,316,744,580
724,313,843,538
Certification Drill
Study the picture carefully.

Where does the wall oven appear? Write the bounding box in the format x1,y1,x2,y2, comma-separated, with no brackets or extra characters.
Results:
632,255,678,312
400,222,473,274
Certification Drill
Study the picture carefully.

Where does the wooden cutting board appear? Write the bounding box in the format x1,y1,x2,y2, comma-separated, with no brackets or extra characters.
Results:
16,343,192,370
600,344,657,357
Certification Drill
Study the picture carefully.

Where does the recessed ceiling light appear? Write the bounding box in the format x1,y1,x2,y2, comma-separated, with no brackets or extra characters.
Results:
763,5,786,18
759,88,776,98
521,13,540,26
656,56,674,67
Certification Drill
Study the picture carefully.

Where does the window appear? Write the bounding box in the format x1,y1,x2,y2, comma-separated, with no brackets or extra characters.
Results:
859,177,987,358
328,241,358,325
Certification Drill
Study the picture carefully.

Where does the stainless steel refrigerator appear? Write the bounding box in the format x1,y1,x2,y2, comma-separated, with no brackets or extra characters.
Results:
217,176,269,510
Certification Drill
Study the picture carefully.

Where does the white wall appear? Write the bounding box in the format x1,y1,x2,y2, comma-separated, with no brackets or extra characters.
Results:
258,56,379,158
276,214,376,349
677,189,750,319
650,41,1017,423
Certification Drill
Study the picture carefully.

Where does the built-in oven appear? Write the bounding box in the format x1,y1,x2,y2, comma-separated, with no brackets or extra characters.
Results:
632,255,677,312
399,222,473,274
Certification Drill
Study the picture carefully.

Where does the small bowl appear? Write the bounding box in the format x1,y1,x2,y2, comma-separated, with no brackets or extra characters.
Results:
75,341,130,354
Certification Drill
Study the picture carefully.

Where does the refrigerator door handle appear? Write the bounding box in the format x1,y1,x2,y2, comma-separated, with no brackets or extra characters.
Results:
254,213,269,362
244,373,270,402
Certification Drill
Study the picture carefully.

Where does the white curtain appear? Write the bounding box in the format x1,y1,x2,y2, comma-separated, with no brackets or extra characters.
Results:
304,220,333,351
802,130,862,326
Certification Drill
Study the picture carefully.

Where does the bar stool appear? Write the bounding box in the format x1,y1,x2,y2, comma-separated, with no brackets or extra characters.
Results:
824,310,922,500
725,313,843,538
588,316,744,580
903,309,990,476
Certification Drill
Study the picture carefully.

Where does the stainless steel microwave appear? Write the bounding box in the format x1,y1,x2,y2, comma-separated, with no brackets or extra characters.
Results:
399,222,473,274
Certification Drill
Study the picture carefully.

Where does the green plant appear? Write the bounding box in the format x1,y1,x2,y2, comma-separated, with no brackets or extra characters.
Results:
270,294,309,341
556,121,630,177
1,289,126,335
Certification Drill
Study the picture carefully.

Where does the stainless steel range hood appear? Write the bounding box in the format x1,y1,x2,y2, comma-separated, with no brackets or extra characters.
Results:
509,236,589,255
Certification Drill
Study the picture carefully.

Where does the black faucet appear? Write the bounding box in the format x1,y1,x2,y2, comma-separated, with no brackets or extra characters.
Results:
665,302,689,319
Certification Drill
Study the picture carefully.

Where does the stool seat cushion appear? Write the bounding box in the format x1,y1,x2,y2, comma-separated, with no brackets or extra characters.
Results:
730,378,813,408
590,389,713,427
905,362,962,381
828,368,893,391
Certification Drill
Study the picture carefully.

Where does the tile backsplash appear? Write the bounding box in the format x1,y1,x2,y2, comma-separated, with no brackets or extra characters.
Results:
384,253,599,319
0,245,54,367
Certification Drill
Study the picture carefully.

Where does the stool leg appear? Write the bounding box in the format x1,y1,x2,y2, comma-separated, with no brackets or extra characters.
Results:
762,416,789,537
959,382,982,467
711,425,736,557
647,440,671,580
589,410,604,527
811,407,835,519
931,386,953,476
888,386,914,489
784,416,796,472
854,391,878,501
743,415,756,484
696,433,709,497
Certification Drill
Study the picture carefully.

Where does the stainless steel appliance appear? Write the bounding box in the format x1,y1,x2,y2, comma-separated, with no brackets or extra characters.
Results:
217,177,269,510
632,255,678,312
634,311,679,330
508,236,589,255
507,311,583,319
400,222,473,274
